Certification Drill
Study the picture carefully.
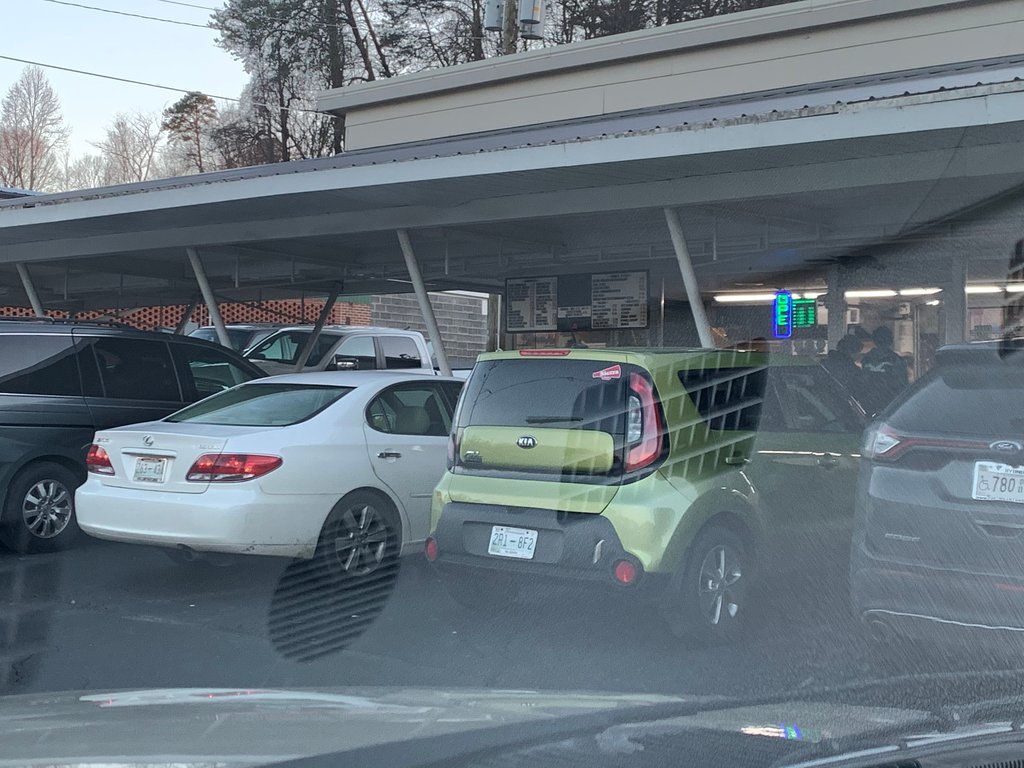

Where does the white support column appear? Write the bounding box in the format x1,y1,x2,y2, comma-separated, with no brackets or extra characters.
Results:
944,254,968,345
397,229,452,376
174,297,200,334
186,247,231,348
825,265,847,348
16,263,45,318
664,208,714,348
294,284,341,372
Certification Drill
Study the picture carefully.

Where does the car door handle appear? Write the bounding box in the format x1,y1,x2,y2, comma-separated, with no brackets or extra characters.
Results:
816,455,840,469
725,454,750,466
377,451,402,459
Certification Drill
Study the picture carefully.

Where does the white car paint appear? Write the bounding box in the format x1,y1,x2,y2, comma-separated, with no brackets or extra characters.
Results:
76,371,462,560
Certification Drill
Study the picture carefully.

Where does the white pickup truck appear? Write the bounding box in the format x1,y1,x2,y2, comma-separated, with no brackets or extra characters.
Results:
244,325,436,375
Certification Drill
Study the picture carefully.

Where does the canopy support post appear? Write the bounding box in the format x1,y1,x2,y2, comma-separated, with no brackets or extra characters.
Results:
397,229,452,376
16,263,45,318
294,284,341,371
174,297,200,334
186,247,230,348
664,208,714,348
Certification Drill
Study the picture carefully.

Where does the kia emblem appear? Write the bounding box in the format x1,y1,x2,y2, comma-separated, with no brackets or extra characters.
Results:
142,435,155,447
516,435,538,449
991,440,1022,453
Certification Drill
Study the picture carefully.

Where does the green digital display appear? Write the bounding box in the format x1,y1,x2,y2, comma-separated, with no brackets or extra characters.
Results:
792,298,817,328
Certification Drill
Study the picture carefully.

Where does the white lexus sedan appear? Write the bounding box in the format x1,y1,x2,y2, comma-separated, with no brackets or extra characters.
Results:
76,371,463,575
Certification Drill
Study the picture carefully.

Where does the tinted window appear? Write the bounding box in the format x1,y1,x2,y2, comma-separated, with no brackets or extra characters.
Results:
367,384,453,436
167,383,352,426
888,365,1024,436
336,336,377,370
91,338,181,401
189,328,251,350
458,359,625,433
0,334,83,397
171,344,259,402
249,331,338,367
381,336,422,369
769,367,863,433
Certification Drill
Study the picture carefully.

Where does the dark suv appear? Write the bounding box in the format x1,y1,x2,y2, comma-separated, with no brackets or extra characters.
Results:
851,341,1024,644
0,320,264,553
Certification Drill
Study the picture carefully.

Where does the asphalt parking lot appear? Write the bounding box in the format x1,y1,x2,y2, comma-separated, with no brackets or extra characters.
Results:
0,538,1014,705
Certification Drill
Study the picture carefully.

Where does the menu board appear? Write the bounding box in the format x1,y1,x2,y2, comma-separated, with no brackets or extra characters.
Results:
506,276,558,331
591,272,648,329
507,271,648,332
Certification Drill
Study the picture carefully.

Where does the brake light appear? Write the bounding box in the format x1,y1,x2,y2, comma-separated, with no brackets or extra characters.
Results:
863,423,988,461
447,428,462,470
424,537,439,562
625,373,664,472
86,445,114,475
186,454,282,482
519,349,571,356
613,559,638,585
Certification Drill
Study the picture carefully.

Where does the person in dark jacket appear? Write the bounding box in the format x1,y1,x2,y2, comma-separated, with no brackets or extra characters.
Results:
860,326,910,415
822,334,866,403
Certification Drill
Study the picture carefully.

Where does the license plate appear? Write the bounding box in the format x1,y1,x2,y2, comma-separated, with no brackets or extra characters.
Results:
133,457,167,484
973,461,1024,503
487,525,538,560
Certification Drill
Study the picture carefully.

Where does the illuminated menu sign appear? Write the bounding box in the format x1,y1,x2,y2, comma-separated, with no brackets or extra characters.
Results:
773,291,793,339
792,298,817,328
506,277,558,332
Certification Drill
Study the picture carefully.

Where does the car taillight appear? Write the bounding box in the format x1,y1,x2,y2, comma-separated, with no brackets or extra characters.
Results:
186,454,282,482
424,537,439,562
863,423,988,461
86,445,114,475
625,373,664,472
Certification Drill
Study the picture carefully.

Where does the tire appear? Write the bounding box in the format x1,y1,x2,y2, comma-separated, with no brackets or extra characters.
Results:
315,491,401,580
1,462,81,554
664,524,751,646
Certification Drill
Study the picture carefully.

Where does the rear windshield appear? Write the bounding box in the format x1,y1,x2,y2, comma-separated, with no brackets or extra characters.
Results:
457,359,628,434
165,383,352,426
190,328,252,350
888,366,1024,436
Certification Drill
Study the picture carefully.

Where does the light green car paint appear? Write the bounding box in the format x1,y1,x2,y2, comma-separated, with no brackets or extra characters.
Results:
461,426,615,474
432,347,862,577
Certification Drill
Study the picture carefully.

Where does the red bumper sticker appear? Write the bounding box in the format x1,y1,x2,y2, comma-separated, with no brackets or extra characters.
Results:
592,364,622,381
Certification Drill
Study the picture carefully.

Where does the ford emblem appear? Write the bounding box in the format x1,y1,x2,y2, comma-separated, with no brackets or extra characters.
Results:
142,435,155,447
516,435,538,449
991,440,1022,453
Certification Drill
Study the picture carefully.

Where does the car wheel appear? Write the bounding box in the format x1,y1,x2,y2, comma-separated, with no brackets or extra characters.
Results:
316,491,401,580
1,462,81,554
665,524,750,646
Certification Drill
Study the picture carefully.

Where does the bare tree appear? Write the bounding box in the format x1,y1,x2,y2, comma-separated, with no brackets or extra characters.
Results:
0,66,70,191
93,112,165,184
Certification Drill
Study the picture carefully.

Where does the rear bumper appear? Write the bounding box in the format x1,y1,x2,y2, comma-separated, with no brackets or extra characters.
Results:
851,538,1024,641
75,478,332,558
429,502,667,596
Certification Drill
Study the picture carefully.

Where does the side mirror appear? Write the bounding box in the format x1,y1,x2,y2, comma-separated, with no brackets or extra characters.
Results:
332,355,359,371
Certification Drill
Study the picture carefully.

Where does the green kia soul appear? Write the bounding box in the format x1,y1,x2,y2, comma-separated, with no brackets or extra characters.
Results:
426,348,865,644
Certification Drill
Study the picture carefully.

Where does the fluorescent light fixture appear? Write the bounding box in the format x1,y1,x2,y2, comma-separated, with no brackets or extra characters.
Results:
1006,284,1024,293
845,289,897,299
926,300,941,306
713,293,778,303
899,288,942,296
800,292,824,300
965,285,1002,294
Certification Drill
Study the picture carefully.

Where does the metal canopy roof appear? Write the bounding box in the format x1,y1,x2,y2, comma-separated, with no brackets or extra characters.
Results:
1,61,1023,313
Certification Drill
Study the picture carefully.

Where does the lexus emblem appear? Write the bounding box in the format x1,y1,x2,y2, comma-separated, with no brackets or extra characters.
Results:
991,440,1022,453
516,435,538,450
142,435,155,447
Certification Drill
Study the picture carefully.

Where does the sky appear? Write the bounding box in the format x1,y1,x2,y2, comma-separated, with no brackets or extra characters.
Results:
3,0,250,156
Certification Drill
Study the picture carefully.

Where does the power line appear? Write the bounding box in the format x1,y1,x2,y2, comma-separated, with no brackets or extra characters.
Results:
0,54,339,118
148,0,349,32
40,0,214,28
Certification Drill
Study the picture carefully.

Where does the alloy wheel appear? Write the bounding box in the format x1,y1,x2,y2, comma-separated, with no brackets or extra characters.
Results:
22,479,73,539
697,544,743,626
329,503,390,577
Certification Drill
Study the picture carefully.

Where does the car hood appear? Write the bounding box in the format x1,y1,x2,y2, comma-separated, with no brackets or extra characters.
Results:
0,686,687,767
0,684,937,768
